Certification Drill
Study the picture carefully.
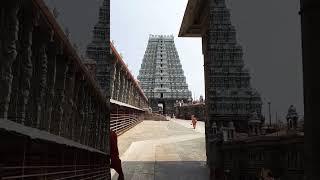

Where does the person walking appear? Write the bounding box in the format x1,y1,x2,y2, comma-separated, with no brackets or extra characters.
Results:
191,115,197,129
110,130,124,180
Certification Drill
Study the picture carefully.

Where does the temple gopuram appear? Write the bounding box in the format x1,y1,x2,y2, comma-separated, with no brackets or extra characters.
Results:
137,35,192,115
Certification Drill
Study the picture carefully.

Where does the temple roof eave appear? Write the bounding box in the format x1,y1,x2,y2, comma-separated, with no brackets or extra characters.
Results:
179,0,208,37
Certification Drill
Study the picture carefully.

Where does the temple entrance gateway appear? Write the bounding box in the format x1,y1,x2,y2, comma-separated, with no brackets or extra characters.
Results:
137,35,192,115
150,98,179,116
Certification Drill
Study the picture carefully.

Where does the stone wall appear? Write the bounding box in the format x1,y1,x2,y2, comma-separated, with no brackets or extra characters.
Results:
221,135,304,180
175,103,205,121
143,112,168,121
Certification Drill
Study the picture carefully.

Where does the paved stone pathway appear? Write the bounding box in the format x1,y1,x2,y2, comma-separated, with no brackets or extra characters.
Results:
111,118,209,180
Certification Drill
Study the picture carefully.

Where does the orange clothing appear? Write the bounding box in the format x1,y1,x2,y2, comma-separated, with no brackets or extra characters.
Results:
191,118,197,129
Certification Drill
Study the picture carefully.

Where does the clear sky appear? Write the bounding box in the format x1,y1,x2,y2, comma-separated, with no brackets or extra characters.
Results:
111,0,304,122
110,0,203,101
44,0,304,122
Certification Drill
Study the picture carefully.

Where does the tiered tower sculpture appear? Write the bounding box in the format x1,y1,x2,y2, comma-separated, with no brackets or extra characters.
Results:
208,0,263,133
138,35,192,115
86,0,110,97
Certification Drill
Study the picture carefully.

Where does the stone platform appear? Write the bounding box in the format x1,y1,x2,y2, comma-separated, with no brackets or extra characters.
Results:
111,118,208,180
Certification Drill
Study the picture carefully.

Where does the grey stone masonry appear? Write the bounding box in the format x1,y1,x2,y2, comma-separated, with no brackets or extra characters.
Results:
86,0,110,97
138,35,192,114
205,0,263,132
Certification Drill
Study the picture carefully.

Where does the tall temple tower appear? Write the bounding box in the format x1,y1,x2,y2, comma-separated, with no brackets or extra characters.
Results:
86,0,110,97
138,35,192,115
208,0,263,132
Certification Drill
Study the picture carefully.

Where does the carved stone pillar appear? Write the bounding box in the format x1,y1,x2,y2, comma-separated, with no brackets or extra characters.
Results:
128,82,133,105
0,1,20,119
84,93,91,146
80,85,89,144
112,64,117,100
70,73,81,141
118,70,124,102
60,61,75,137
110,63,116,99
42,41,56,130
15,4,34,124
132,85,136,106
133,90,138,107
35,42,48,128
95,103,102,150
127,80,131,104
116,66,121,101
120,71,125,102
50,51,67,135
33,39,49,129
101,104,109,153
87,95,95,147
24,23,49,128
89,98,97,148
74,78,85,142
123,77,128,103
121,74,127,103
126,78,130,103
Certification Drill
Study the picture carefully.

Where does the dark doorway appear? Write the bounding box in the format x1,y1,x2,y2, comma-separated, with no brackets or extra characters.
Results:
158,102,166,115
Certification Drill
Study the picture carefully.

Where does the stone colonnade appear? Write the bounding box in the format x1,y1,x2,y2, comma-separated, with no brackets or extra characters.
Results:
0,0,109,153
110,43,149,109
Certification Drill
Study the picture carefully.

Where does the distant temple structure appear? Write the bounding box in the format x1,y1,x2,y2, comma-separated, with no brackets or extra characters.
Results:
85,0,110,96
179,0,304,178
137,35,192,115
205,0,263,132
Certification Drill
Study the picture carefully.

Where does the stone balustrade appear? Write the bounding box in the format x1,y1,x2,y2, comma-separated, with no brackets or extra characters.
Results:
0,0,109,153
110,42,149,109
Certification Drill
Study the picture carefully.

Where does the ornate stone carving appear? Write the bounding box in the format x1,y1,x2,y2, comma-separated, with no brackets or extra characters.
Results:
79,85,89,144
115,67,121,101
69,72,80,140
137,35,192,114
123,77,127,103
100,105,108,152
87,95,95,147
36,43,48,128
204,0,262,132
42,41,56,130
50,52,67,135
74,78,85,142
0,1,20,119
15,4,34,125
60,61,76,137
87,97,96,147
111,63,117,99
95,104,102,150
119,71,124,102
85,0,110,95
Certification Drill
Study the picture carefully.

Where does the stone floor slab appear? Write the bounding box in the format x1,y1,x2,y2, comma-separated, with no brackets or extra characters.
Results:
111,119,209,180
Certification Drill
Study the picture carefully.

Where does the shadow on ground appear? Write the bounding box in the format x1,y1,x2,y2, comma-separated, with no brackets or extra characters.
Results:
112,161,209,180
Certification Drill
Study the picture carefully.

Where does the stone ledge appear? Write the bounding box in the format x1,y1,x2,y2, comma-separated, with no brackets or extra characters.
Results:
0,118,107,155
